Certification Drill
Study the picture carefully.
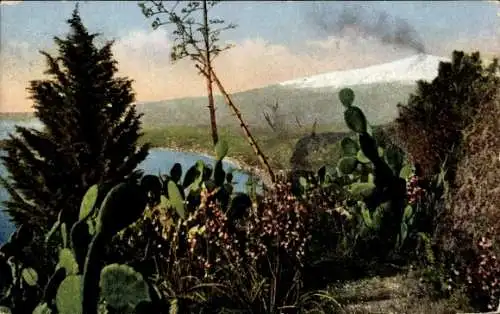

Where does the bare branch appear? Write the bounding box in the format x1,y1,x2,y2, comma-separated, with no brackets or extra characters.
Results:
263,111,276,131
311,119,318,137
295,116,303,128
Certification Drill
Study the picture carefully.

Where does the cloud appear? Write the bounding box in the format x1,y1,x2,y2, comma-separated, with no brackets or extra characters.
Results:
0,1,23,6
1,28,499,112
304,3,426,54
111,30,419,104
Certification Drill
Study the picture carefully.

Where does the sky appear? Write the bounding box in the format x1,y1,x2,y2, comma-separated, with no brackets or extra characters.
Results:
0,0,499,112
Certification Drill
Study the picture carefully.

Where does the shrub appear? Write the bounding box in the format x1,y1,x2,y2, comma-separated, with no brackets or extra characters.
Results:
394,51,499,179
133,175,316,312
442,89,500,311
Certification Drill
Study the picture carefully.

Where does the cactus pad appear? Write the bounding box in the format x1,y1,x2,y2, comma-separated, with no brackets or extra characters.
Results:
100,263,151,311
340,137,359,156
339,88,355,107
56,275,82,314
344,106,367,133
167,181,185,219
337,157,358,175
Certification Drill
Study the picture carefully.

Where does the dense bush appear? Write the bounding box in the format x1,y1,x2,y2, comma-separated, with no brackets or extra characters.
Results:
116,170,321,312
438,89,500,311
394,51,499,179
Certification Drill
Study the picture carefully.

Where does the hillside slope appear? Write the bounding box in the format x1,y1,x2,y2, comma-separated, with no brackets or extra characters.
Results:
136,82,417,129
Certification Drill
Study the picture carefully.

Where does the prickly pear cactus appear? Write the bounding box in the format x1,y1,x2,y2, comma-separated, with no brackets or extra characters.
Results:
21,267,38,287
167,181,185,219
96,182,148,237
340,137,359,156
56,275,82,314
82,182,148,314
79,184,99,221
344,106,368,133
99,263,151,311
0,306,12,314
182,164,202,189
32,303,52,314
339,87,355,107
214,159,226,187
56,248,79,275
337,157,358,176
170,163,183,184
349,182,376,200
338,87,408,254
42,267,66,308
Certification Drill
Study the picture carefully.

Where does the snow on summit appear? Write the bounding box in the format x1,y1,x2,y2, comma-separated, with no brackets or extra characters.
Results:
279,54,450,89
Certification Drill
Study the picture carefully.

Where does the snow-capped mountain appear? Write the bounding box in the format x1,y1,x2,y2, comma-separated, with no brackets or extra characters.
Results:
279,54,450,89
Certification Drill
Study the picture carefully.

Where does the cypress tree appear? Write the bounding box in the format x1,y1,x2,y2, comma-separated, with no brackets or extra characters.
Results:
0,5,150,234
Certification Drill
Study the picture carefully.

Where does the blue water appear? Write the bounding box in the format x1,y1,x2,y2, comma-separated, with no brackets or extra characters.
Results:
0,119,254,244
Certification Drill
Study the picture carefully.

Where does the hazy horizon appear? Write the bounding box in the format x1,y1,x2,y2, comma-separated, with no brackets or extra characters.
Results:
1,0,499,112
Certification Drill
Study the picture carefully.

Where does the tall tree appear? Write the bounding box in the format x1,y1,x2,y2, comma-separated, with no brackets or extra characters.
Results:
139,0,235,145
139,0,276,183
0,5,150,233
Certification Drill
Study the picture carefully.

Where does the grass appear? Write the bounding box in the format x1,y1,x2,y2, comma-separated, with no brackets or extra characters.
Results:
138,123,350,171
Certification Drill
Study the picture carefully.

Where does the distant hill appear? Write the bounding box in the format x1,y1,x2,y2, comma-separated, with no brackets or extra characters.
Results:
0,112,34,121
1,54,450,129
137,54,447,129
136,82,417,129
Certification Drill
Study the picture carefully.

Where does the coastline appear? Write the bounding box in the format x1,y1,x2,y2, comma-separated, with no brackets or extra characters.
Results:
151,145,275,188
0,140,275,187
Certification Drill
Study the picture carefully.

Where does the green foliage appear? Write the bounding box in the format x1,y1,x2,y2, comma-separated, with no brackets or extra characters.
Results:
339,87,355,107
99,263,151,311
344,106,368,133
56,249,79,276
394,50,499,178
295,87,426,268
0,306,13,314
0,10,150,304
21,267,38,287
349,182,376,200
0,169,156,313
138,1,236,63
337,157,358,175
152,139,238,222
95,182,148,237
167,181,185,219
0,139,242,313
79,185,99,222
32,303,52,314
428,89,500,311
56,275,82,314
340,137,359,156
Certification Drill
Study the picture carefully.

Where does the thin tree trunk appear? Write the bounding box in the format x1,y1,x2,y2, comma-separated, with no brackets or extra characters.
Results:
201,65,276,184
202,0,218,145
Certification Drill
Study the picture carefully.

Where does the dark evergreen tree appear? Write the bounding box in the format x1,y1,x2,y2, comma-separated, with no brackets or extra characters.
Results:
0,5,150,233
